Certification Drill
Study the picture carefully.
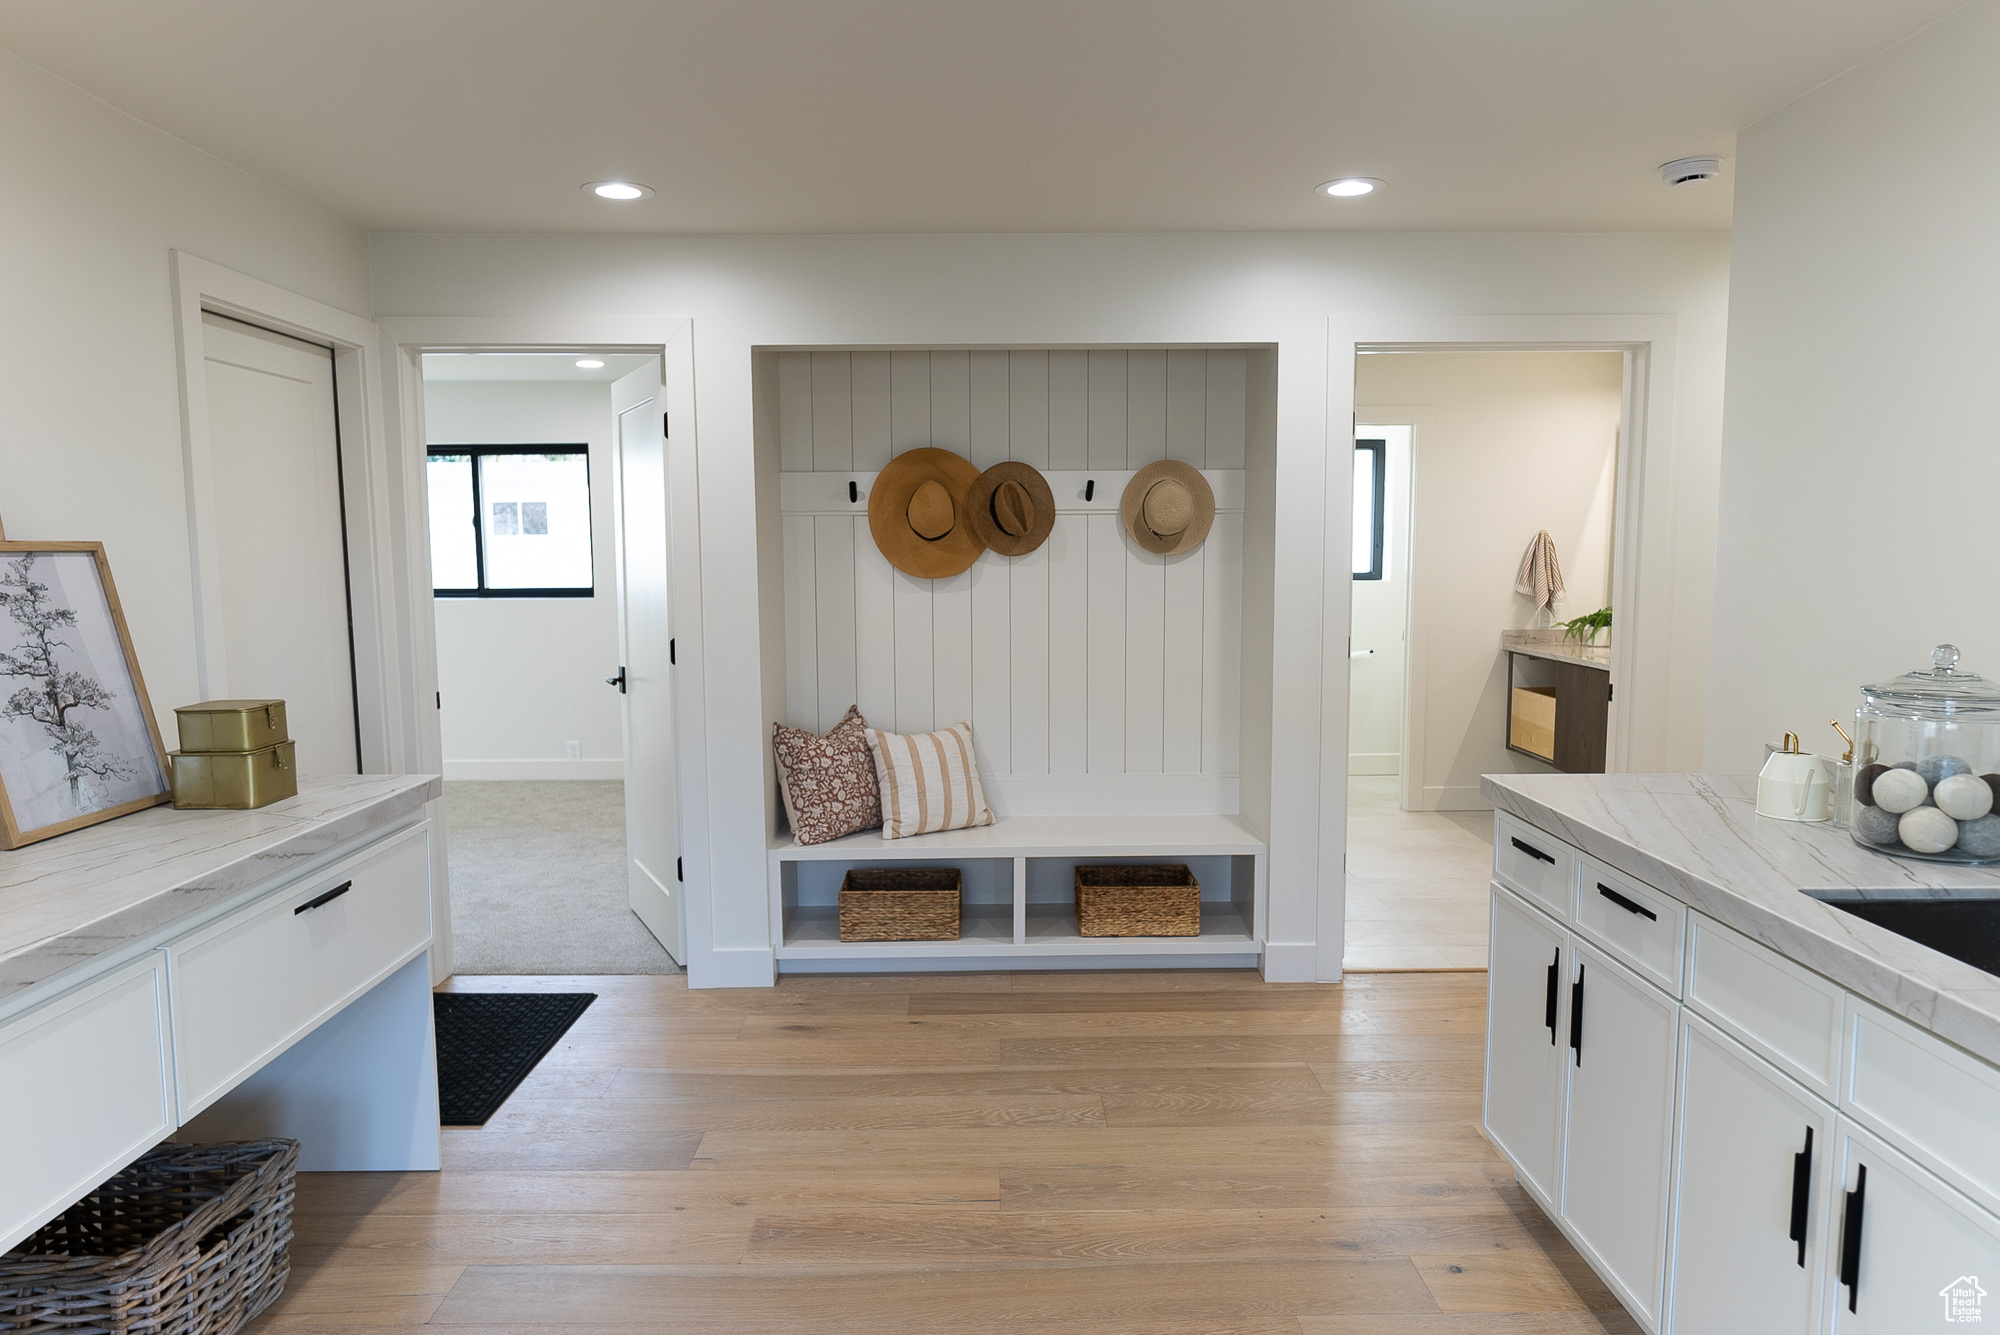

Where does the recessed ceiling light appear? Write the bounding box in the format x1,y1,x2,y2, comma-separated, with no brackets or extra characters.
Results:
1317,177,1384,198
585,180,654,201
575,359,605,369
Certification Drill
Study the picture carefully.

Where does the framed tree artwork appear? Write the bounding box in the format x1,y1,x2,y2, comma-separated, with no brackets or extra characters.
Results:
0,541,172,848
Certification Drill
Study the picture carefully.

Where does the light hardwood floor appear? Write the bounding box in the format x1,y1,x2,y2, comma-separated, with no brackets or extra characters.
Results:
251,970,1638,1335
1345,777,1495,971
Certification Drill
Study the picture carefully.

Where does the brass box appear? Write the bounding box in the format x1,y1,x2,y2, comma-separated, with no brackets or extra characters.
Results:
171,741,299,809
174,699,289,754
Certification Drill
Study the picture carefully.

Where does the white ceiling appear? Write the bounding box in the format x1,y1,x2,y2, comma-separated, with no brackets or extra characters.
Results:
422,353,655,383
0,0,1963,234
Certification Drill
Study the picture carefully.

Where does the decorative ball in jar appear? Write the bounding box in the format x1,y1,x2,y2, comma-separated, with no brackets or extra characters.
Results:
1848,645,2000,864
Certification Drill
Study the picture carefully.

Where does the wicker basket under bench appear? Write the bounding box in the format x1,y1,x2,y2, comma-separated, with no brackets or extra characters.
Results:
0,1139,298,1335
838,867,962,941
1075,863,1202,936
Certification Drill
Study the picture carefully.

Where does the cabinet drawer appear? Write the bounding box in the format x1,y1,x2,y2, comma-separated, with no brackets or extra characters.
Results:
0,954,173,1253
1494,811,1574,919
170,824,431,1119
1572,855,1684,997
1842,997,2000,1218
1685,912,1845,1102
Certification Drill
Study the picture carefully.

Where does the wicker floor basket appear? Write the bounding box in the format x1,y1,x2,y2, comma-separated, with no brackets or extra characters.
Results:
1075,864,1202,936
839,867,962,941
0,1139,299,1335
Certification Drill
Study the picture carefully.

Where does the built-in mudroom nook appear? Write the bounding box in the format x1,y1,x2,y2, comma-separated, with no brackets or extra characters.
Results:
754,347,1280,972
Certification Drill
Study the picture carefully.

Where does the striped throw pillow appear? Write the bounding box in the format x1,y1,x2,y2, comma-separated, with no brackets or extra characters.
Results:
866,721,994,840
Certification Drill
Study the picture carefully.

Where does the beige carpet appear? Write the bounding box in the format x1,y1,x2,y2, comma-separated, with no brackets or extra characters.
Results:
443,780,679,975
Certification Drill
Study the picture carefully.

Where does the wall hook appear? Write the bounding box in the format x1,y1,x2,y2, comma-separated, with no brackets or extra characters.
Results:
1084,479,1095,502
848,480,859,503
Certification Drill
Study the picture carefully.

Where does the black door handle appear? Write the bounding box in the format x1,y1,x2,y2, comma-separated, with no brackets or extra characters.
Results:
1544,948,1560,1044
1839,1163,1867,1312
1511,836,1556,865
1597,884,1658,921
1789,1126,1814,1267
295,881,352,915
1569,964,1585,1066
606,668,626,693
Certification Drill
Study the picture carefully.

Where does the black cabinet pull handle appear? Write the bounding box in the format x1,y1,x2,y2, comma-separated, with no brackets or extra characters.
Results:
295,881,352,915
1597,883,1658,921
1544,948,1560,1044
1569,964,1585,1065
1511,836,1555,865
1839,1163,1867,1312
1789,1125,1814,1267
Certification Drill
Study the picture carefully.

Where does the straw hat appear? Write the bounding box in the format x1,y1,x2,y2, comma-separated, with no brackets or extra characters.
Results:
868,447,984,579
965,461,1056,557
1121,460,1215,555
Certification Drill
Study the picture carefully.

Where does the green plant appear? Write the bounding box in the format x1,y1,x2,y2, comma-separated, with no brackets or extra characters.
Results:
1560,606,1612,645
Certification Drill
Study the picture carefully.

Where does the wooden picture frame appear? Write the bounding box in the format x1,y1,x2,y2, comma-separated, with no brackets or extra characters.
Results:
0,541,172,849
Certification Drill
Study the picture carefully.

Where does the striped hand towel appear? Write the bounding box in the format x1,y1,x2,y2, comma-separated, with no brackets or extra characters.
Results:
866,721,994,840
1514,530,1566,614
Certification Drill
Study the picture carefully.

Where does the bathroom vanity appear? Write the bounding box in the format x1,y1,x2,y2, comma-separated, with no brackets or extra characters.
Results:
1483,770,2000,1334
0,774,442,1252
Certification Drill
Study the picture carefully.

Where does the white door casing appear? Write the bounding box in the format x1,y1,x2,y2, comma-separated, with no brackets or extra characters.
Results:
198,312,359,774
612,360,683,963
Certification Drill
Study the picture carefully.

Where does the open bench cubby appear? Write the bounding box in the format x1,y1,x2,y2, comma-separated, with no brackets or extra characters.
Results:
769,814,1266,969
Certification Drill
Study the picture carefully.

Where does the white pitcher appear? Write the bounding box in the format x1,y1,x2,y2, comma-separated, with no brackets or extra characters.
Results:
1757,732,1831,822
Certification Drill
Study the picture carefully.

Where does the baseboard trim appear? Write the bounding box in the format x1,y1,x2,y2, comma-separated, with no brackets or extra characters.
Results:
1346,753,1400,776
689,946,777,989
443,759,625,781
1259,940,1323,983
1417,784,1492,813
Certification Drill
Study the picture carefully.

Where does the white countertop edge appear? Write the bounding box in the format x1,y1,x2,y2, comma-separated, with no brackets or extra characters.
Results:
1482,771,2000,1068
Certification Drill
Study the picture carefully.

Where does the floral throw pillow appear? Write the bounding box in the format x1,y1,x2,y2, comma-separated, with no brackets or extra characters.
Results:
773,705,882,845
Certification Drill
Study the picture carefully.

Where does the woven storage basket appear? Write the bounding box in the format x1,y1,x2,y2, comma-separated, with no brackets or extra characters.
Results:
1075,864,1202,936
0,1139,298,1335
839,867,962,941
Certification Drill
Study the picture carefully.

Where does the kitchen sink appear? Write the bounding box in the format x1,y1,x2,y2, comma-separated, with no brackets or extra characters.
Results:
1806,889,2000,978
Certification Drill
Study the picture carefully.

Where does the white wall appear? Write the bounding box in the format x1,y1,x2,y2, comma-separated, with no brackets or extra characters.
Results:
776,348,1246,816
1358,351,1623,808
1348,425,1411,775
1707,0,2000,773
368,229,1729,985
423,380,623,778
0,48,369,719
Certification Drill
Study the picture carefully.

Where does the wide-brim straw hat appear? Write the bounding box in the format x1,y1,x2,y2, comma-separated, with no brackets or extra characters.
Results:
869,447,984,579
965,461,1056,557
1121,460,1215,556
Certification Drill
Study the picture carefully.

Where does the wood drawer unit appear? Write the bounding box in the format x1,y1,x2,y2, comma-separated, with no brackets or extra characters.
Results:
1572,854,1685,997
168,824,431,1120
1842,996,2000,1219
1493,810,1575,919
0,953,174,1253
1684,911,1845,1103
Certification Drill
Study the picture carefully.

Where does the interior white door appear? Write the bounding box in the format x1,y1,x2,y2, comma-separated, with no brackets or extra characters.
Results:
1484,883,1568,1209
1560,937,1679,1329
1827,1117,2000,1331
1666,1013,1834,1335
199,312,358,774
610,361,681,963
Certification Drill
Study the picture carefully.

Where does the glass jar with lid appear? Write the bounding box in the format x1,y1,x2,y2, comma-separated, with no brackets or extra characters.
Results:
1849,645,2000,863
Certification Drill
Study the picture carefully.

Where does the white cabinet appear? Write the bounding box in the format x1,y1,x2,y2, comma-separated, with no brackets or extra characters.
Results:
1667,1013,1835,1335
1485,883,1568,1209
1825,1117,2000,1331
1560,937,1681,1328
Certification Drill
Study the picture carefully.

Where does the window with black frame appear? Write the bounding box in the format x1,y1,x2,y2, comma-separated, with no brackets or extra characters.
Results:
428,445,594,597
1353,438,1387,580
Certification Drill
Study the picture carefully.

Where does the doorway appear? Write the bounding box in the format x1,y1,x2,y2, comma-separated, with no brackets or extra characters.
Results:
419,351,683,972
1344,350,1626,971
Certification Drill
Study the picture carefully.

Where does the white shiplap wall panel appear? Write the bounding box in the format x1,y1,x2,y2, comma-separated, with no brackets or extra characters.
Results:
813,517,857,729
1125,547,1166,772
1046,514,1090,774
853,532,898,729
777,348,1244,814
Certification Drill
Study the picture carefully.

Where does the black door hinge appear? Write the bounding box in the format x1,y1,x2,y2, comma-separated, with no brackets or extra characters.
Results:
436,691,441,709
676,856,683,882
662,411,670,438
1607,682,1614,702
669,638,675,665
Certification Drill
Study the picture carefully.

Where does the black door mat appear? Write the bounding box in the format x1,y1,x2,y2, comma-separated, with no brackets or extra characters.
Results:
433,991,595,1126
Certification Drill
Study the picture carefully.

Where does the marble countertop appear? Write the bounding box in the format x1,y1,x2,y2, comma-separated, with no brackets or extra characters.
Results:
1483,771,2000,1066
1502,630,1611,671
0,774,440,1004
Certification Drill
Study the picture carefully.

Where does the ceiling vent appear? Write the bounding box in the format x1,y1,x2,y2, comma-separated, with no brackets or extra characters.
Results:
1660,156,1722,187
